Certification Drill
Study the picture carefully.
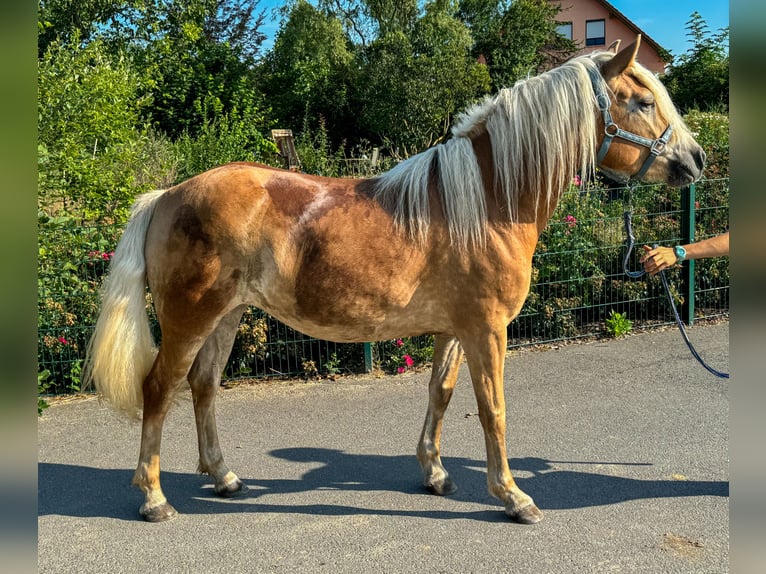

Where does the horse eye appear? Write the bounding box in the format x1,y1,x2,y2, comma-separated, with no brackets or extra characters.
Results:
639,99,655,112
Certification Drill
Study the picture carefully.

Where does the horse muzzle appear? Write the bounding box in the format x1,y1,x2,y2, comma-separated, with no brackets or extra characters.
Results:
667,145,706,187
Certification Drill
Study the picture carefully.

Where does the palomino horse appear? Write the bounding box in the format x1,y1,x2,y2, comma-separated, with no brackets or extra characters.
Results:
85,37,705,524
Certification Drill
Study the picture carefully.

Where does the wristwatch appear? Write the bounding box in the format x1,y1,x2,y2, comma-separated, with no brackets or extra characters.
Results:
673,245,687,263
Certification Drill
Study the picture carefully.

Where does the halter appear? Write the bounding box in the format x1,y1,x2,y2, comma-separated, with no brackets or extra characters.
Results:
588,68,673,181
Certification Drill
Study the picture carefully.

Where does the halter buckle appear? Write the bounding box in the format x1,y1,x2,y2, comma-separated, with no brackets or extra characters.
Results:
649,139,666,156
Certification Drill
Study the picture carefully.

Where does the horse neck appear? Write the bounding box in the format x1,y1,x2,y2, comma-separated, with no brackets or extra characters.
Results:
469,129,566,235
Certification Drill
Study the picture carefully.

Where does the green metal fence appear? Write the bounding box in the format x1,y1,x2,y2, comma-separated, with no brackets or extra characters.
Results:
38,180,729,393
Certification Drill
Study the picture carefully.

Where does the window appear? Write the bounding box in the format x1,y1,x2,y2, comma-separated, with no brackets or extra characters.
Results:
556,22,573,40
585,19,605,46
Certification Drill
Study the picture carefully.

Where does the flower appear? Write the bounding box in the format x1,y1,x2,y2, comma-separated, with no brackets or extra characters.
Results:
572,174,582,187
89,250,114,261
395,339,404,347
58,336,69,345
397,366,406,374
403,355,414,367
564,215,577,228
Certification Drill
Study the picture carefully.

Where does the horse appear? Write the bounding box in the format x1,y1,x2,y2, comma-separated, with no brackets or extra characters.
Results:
84,36,705,524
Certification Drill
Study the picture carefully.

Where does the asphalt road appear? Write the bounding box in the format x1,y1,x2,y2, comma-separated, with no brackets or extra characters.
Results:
38,323,729,573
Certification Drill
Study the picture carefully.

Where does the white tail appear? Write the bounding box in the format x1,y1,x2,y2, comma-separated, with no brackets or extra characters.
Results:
83,189,166,417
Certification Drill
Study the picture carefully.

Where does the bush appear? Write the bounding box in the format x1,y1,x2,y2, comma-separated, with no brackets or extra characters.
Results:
683,110,729,179
377,336,435,375
37,215,124,393
523,178,625,340
37,36,165,222
174,105,279,182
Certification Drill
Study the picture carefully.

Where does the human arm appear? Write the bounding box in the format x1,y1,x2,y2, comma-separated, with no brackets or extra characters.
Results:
640,231,729,276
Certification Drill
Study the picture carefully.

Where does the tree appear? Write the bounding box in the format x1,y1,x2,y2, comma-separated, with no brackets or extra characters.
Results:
261,0,355,140
458,0,575,90
38,1,276,220
356,0,490,156
38,1,271,142
661,12,729,112
128,0,270,140
38,36,164,221
37,0,131,56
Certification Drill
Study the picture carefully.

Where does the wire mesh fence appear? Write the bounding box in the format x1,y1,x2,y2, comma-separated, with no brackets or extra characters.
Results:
38,180,728,394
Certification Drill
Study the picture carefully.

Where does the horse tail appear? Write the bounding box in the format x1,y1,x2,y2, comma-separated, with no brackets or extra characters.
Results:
83,189,166,418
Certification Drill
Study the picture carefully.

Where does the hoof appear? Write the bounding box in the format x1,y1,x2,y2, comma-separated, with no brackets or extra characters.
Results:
215,479,249,498
505,502,544,525
140,501,178,523
425,476,458,496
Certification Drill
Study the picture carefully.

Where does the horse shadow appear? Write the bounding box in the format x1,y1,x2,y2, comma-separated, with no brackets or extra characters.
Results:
38,449,728,522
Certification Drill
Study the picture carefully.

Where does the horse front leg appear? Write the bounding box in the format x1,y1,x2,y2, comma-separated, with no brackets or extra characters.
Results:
417,335,463,495
188,306,248,498
461,326,543,524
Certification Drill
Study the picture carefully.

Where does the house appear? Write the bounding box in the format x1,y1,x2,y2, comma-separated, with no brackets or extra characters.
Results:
550,0,670,73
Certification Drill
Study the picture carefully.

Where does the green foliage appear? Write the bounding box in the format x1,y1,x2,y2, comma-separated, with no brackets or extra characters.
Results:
38,215,124,393
524,179,625,340
323,352,342,376
229,308,269,376
458,0,576,90
37,0,131,56
173,106,278,181
690,179,730,314
377,337,435,374
605,310,633,338
262,0,355,140
38,370,52,416
293,116,347,177
38,36,164,222
683,110,729,179
356,1,491,156
140,36,267,141
661,12,729,113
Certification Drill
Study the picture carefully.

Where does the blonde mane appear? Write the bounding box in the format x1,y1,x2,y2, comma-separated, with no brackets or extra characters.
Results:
372,52,621,249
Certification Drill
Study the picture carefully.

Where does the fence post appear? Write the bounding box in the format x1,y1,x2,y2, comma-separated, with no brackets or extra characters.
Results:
680,184,696,325
363,342,373,373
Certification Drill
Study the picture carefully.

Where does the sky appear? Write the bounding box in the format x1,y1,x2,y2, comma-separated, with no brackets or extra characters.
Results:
257,1,730,59
606,0,729,57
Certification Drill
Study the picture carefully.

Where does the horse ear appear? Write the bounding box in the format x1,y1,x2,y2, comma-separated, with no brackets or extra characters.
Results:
607,39,621,53
601,35,641,80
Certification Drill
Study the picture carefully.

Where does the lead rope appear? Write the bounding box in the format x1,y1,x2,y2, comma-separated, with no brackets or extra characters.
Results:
622,206,729,379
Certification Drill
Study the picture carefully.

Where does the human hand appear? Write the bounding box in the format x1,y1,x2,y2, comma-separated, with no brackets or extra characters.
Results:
639,245,677,275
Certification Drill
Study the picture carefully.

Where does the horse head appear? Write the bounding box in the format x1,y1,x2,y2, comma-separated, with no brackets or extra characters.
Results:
593,36,706,187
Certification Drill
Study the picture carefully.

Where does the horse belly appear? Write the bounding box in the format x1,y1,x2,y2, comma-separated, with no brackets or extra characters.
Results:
251,248,446,343
245,213,450,342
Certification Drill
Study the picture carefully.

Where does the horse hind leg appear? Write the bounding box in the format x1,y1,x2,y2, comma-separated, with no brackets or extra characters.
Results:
187,305,249,498
417,335,463,495
133,330,210,522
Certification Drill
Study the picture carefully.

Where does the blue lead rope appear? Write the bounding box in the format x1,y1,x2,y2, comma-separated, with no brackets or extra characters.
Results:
623,210,729,379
